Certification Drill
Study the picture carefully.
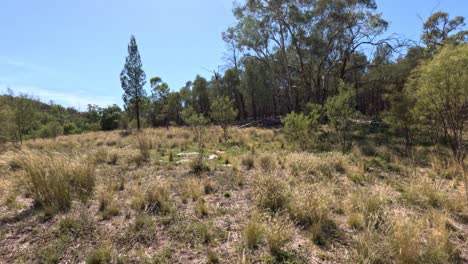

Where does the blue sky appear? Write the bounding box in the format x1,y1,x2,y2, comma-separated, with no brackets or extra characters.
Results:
0,0,466,109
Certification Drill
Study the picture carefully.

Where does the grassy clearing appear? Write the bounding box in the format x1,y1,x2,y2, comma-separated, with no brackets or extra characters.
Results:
0,127,466,263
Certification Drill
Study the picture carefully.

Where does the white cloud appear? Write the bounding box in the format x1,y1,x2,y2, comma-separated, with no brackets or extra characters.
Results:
0,84,120,110
0,57,55,75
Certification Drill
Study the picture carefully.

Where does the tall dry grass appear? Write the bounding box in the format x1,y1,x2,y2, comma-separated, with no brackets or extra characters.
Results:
18,149,95,212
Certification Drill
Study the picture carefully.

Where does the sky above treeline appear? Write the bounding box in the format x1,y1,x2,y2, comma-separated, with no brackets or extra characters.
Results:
0,0,466,109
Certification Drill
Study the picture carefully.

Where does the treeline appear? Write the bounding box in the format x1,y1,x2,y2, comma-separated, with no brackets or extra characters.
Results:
118,2,466,159
0,90,124,143
1,1,466,159
118,4,467,127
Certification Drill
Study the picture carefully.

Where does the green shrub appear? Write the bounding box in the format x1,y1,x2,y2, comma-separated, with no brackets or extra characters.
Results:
282,112,314,150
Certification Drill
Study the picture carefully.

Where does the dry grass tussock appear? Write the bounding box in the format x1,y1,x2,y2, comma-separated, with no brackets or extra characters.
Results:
16,149,95,212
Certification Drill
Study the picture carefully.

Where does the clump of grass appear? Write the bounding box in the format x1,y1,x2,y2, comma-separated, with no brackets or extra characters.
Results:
252,173,290,212
19,150,95,212
206,250,220,264
287,153,345,181
347,213,365,230
347,187,390,227
93,147,108,164
58,217,83,237
385,211,458,264
288,183,338,245
180,178,204,202
195,199,209,218
352,226,389,264
190,158,210,174
288,184,331,228
243,217,265,250
106,150,119,165
100,205,120,220
142,182,172,214
241,154,255,170
401,177,446,208
98,190,112,212
265,215,294,258
134,133,153,161
86,244,112,264
132,214,156,243
259,154,277,173
191,221,213,244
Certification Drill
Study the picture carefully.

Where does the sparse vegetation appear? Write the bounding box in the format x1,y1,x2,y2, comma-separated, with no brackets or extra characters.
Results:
1,0,467,262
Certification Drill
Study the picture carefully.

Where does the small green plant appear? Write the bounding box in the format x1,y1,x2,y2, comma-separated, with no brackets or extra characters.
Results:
282,112,314,150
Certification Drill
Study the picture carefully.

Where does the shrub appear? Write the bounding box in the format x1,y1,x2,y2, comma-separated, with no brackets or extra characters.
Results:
325,81,357,153
19,150,95,212
282,112,314,150
252,173,290,212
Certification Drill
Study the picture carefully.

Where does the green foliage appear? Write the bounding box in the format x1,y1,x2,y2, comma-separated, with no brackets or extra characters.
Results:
210,96,238,141
101,105,122,131
120,35,146,130
182,106,209,171
282,112,314,150
326,81,357,153
410,44,468,161
63,122,80,135
39,121,64,139
383,86,416,154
